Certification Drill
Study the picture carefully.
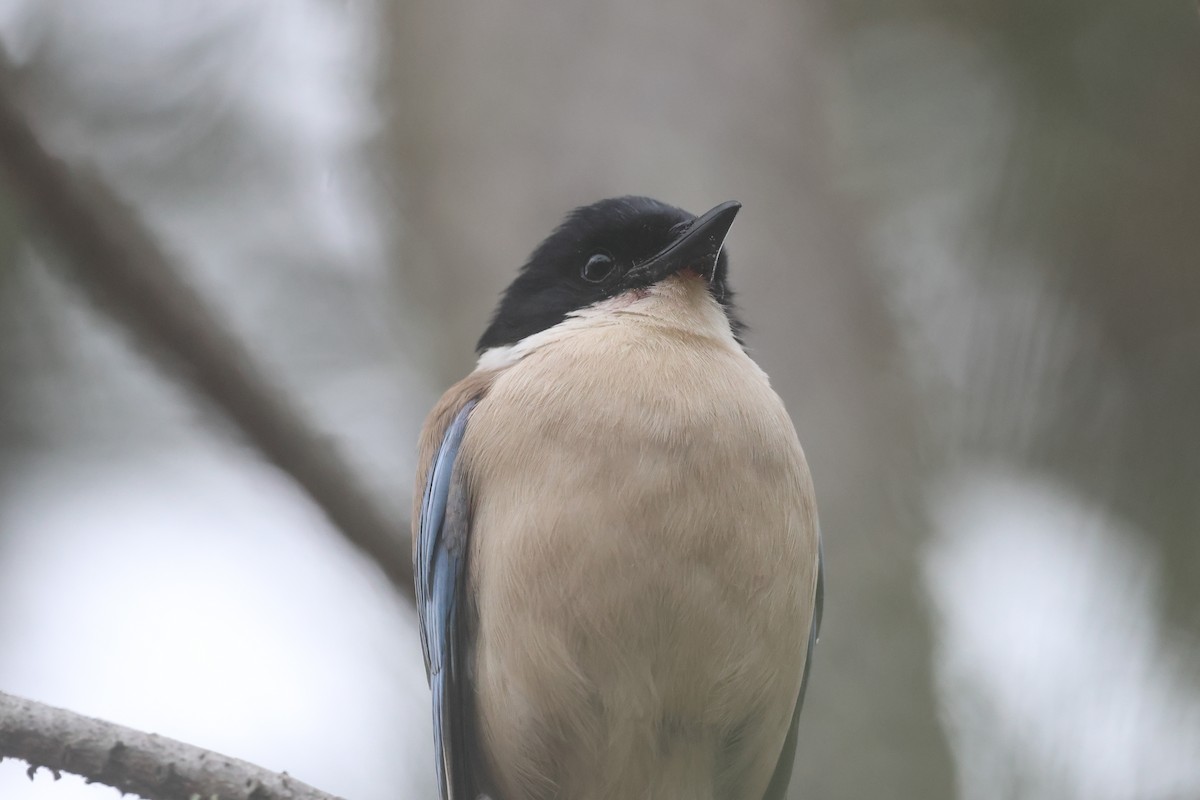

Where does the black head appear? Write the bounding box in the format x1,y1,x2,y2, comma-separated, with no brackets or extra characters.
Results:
476,196,745,352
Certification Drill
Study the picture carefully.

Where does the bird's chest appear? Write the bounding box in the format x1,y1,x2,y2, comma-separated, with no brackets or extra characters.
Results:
463,335,810,701
464,333,804,603
459,333,814,799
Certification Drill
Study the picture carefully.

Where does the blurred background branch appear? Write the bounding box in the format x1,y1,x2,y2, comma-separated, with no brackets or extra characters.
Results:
0,69,414,603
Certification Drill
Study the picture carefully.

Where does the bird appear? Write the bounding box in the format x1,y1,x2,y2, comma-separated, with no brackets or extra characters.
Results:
413,196,822,800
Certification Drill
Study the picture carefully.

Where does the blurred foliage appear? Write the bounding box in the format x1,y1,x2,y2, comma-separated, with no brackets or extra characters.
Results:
829,0,1200,630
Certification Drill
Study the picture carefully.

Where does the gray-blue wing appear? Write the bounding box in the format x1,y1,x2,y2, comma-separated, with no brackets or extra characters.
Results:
762,534,824,800
415,400,477,800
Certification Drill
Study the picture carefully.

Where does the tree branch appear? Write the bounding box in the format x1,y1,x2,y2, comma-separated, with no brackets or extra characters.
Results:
0,71,415,603
0,690,345,800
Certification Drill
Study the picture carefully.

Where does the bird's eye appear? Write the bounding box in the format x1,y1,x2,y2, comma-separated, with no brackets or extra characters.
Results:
581,253,615,283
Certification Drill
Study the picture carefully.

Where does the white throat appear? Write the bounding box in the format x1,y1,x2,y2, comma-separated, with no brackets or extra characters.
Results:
476,275,737,372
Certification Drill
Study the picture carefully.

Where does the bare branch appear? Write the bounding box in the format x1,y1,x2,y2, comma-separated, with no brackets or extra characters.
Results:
0,690,345,800
0,72,415,603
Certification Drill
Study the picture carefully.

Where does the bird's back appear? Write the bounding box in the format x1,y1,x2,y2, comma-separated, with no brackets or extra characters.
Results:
456,283,819,800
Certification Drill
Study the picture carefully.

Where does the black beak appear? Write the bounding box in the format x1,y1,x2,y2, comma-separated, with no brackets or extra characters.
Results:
628,200,741,284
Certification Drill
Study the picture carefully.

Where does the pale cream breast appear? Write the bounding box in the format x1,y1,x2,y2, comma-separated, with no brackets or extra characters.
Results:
458,277,819,800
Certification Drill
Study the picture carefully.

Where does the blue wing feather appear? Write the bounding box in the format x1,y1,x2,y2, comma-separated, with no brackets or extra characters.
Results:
416,400,477,800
